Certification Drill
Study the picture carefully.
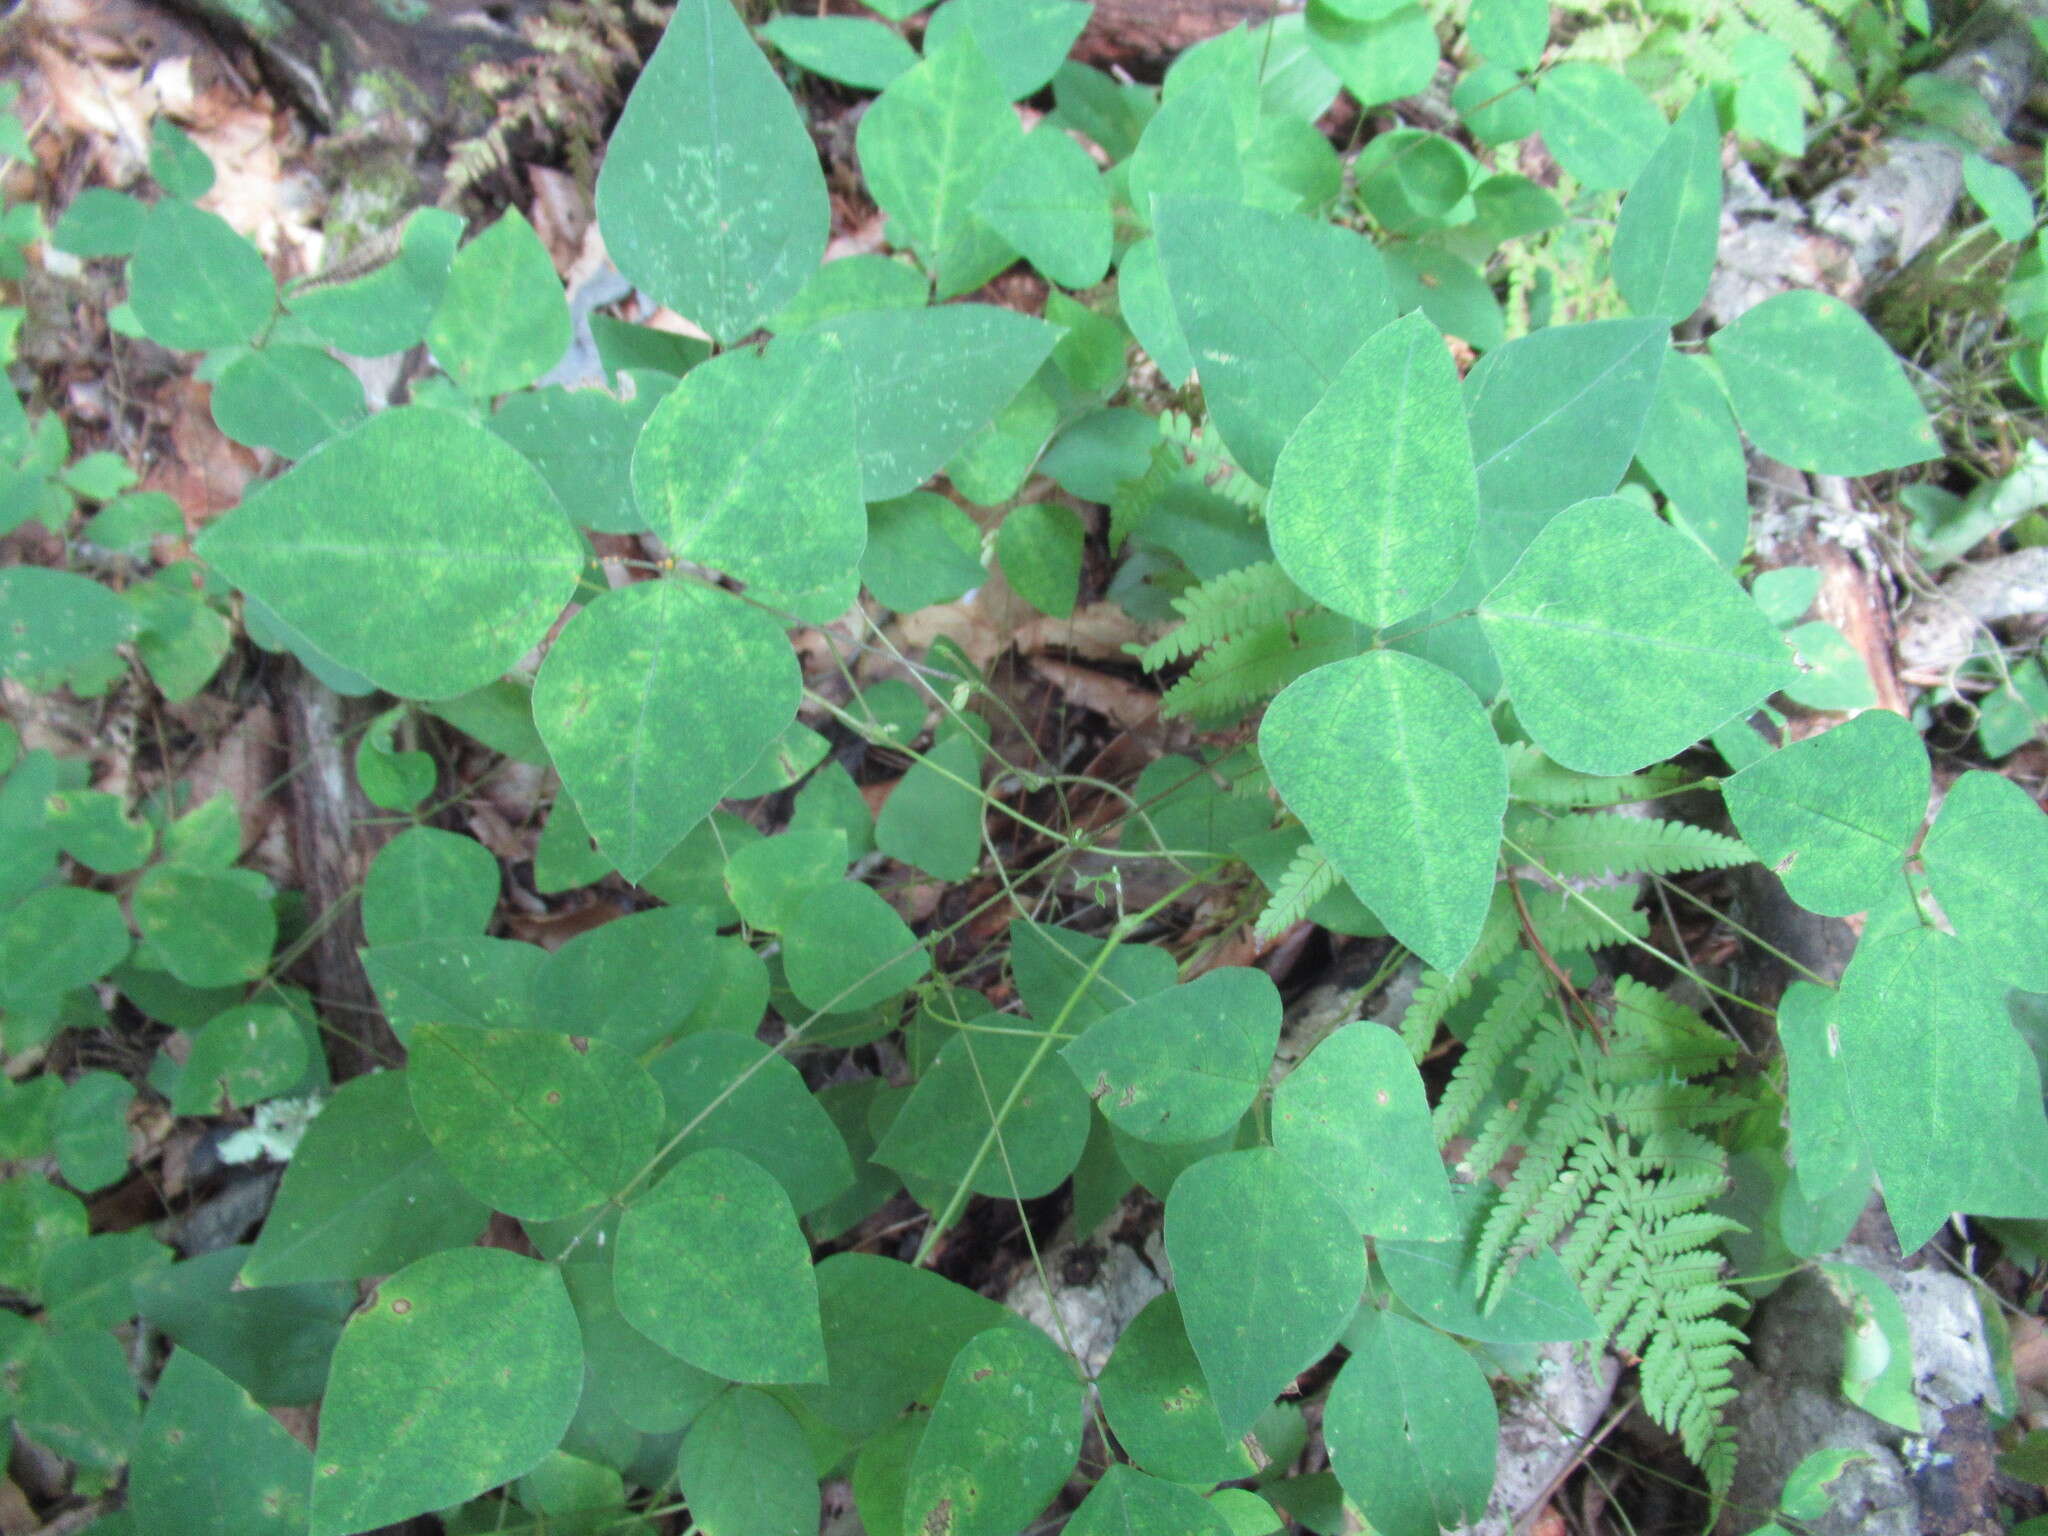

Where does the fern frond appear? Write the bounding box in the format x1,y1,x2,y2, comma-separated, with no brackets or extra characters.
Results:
1508,812,1752,880
1519,884,1651,955
1159,611,1353,722
1505,745,1698,807
1158,408,1266,509
1254,841,1342,941
1731,0,1853,91
1109,442,1181,554
1433,955,1548,1144
1135,561,1305,670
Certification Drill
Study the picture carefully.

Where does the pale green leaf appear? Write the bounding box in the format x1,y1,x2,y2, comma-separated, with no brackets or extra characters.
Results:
1118,236,1195,384
1466,0,1546,71
862,492,986,612
1267,311,1475,627
904,1323,1083,1536
1305,3,1437,111
308,1249,582,1536
241,1070,488,1287
1260,651,1505,973
288,208,462,357
533,578,800,882
561,1261,722,1434
54,1071,132,1193
0,567,135,681
362,827,501,947
488,382,670,536
595,0,829,341
782,880,930,1013
761,14,917,90
874,1031,1091,1197
614,1146,827,1382
1710,291,1939,475
646,1031,856,1214
128,201,273,350
1324,1311,1497,1536
1834,928,2048,1251
1478,497,1796,774
1273,1023,1457,1239
426,209,571,398
1063,966,1281,1145
632,335,863,601
1964,153,2035,243
0,886,128,1004
196,407,583,700
362,936,544,1043
1155,197,1396,486
210,345,365,458
1165,1147,1365,1437
921,0,1093,99
1374,1184,1599,1343
133,866,275,988
809,304,1058,499
1536,63,1665,189
996,501,1083,617
858,33,1022,297
875,730,985,882
679,1388,820,1536
1636,348,1750,566
1097,1292,1257,1485
1065,1464,1235,1535
129,1351,311,1535
535,907,716,1053
1920,768,2048,990
1612,95,1721,320
973,125,1112,289
1723,709,1927,915
408,1023,663,1220
173,1005,307,1114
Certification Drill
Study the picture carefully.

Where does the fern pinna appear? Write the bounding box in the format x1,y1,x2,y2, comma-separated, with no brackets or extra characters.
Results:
1433,943,1747,1494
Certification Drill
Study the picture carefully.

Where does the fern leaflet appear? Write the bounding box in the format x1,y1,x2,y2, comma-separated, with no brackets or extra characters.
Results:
1508,812,1753,880
1254,840,1342,941
1135,561,1306,670
1159,610,1354,722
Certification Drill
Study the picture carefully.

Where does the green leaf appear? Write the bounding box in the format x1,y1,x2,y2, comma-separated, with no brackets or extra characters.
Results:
1637,348,1751,566
534,579,799,882
876,731,985,882
173,1005,308,1114
51,188,146,257
646,1031,856,1214
1452,62,1538,145
1119,236,1196,384
1833,927,2048,1251
127,201,273,350
150,118,215,198
809,305,1058,499
0,567,135,681
1466,0,1546,71
858,33,1022,297
1063,966,1280,1145
1612,95,1721,320
678,1388,820,1536
874,1031,1092,1197
1267,311,1475,627
595,0,828,341
362,936,545,1043
308,1248,582,1536
18,1325,136,1471
135,1244,353,1407
996,502,1084,617
1272,1023,1457,1239
1355,129,1472,236
1920,768,2048,990
1166,1147,1365,1437
1304,2,1437,111
534,907,716,1054
210,345,365,458
1965,153,2035,243
862,492,986,611
129,1350,312,1535
1324,1311,1497,1536
425,208,571,398
197,406,582,699
922,0,1093,99
904,1323,1083,1536
1722,709,1926,915
1155,198,1396,486
631,336,863,601
1819,1261,1920,1432
782,881,930,1013
134,866,275,988
1260,651,1505,973
1478,497,1796,775
1709,291,1939,475
42,1230,166,1329
0,886,129,1004
561,1261,722,1434
761,14,918,89
44,788,152,875
723,829,848,934
615,1146,827,1382
242,1071,488,1286
288,208,463,356
362,827,500,947
409,1023,663,1220
973,125,1113,289
1097,1292,1258,1485
1466,317,1668,526
1066,1463,1235,1535
768,254,930,335
54,1071,133,1193
1012,921,1179,1033
1374,1184,1599,1343
1535,62,1665,189
0,1177,85,1295
489,382,669,536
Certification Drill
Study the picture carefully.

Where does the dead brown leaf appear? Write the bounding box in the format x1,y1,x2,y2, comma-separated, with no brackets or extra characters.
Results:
1030,657,1158,732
